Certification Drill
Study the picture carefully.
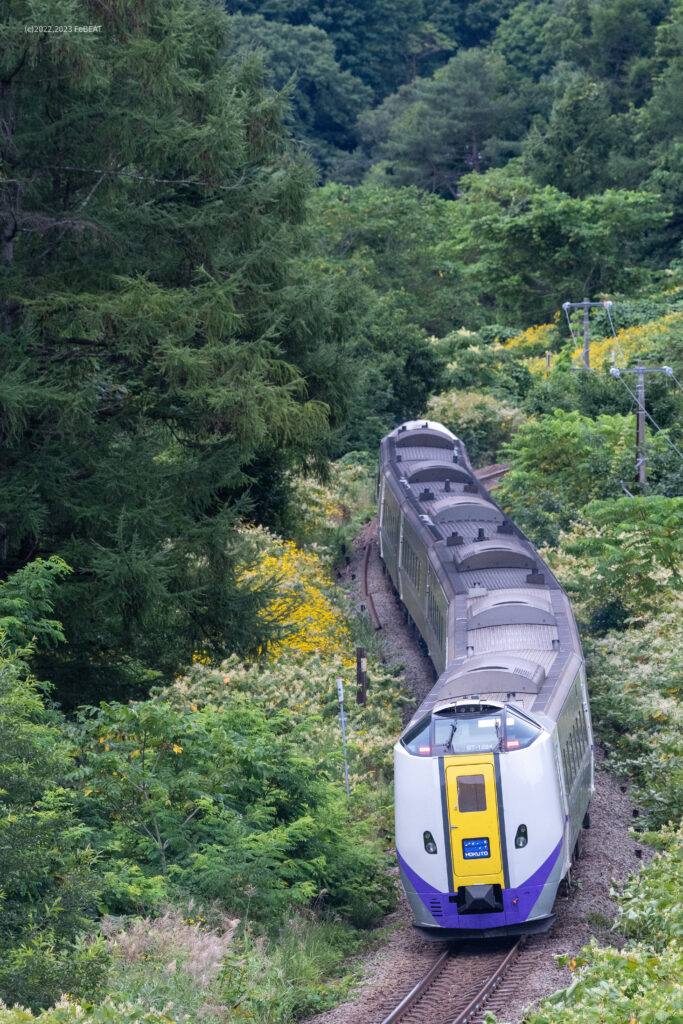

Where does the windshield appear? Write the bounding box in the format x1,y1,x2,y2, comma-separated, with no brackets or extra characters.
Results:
434,712,501,754
401,707,542,756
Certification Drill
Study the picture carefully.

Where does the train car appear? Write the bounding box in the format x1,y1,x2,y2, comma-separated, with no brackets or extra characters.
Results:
378,419,594,939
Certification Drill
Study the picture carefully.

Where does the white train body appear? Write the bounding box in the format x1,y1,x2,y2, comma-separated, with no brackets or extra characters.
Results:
380,420,594,938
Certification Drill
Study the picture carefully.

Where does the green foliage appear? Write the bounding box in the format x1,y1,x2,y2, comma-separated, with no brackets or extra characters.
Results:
523,75,619,196
446,169,667,324
0,1002,171,1024
615,824,683,946
490,2,558,80
532,607,683,1024
425,0,519,50
290,454,377,563
524,939,683,1024
308,183,473,334
496,411,637,546
0,558,71,656
216,920,367,1021
0,934,110,1015
582,609,682,827
2,0,362,706
230,0,423,98
444,341,535,402
363,49,531,198
74,654,406,927
0,637,108,1008
424,389,526,466
553,496,682,629
305,187,447,443
0,912,372,1024
224,14,372,171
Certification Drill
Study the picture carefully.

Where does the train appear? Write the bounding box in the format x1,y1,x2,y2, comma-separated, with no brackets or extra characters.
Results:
378,419,594,939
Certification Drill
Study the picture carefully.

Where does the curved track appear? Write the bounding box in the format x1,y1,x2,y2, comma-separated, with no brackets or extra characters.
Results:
380,939,525,1024
365,460,528,1024
361,539,382,630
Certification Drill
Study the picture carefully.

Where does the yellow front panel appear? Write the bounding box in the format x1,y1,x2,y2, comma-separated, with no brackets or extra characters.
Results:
444,754,504,885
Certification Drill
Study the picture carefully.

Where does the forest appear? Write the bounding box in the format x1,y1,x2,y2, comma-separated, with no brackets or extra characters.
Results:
0,0,681,1021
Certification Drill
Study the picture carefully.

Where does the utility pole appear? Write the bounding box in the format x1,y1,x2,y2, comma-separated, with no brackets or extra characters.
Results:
635,362,646,486
610,364,674,487
562,299,613,370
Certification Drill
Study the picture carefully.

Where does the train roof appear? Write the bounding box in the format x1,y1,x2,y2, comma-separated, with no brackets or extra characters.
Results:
380,420,583,723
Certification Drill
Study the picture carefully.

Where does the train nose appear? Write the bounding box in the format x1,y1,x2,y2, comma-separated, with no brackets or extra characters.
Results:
457,883,504,914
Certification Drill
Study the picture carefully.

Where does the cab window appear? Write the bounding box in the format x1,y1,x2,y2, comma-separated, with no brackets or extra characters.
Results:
401,715,431,755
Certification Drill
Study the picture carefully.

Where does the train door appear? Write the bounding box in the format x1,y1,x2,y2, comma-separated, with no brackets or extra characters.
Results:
445,757,504,885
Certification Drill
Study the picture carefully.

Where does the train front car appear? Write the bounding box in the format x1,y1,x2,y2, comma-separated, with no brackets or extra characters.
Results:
379,420,594,940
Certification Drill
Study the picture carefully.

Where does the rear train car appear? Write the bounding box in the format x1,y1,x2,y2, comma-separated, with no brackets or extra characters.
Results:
379,420,594,939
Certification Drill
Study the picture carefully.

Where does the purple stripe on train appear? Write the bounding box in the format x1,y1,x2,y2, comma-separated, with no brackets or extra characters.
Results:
397,838,562,929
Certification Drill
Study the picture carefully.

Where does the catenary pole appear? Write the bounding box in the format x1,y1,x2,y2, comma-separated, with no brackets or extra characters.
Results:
635,362,647,486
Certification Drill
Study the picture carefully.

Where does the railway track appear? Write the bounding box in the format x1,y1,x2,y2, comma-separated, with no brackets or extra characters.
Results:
361,539,382,630
361,457,530,1024
473,461,509,489
379,938,526,1024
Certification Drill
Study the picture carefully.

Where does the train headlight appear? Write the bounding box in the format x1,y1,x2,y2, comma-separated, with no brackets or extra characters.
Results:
423,831,438,855
515,824,528,848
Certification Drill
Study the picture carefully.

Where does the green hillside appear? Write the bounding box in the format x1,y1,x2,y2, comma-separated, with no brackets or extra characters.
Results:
1,0,681,1020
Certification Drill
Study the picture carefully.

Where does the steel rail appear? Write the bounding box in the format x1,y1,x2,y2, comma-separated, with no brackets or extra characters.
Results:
380,949,451,1024
449,938,522,1024
380,939,522,1024
473,462,510,489
362,539,382,629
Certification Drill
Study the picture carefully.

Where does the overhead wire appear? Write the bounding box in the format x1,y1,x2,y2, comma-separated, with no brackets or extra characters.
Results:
611,372,683,462
603,303,627,363
563,301,627,368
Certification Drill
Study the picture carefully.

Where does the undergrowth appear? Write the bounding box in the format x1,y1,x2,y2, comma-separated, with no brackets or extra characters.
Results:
509,607,683,1024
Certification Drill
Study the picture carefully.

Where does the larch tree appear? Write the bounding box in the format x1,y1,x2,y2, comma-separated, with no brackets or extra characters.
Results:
1,0,354,704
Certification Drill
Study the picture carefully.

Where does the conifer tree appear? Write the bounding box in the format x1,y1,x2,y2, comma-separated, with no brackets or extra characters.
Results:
1,0,353,703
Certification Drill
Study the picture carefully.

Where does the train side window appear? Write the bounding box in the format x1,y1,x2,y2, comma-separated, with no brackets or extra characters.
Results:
562,746,571,787
457,775,486,812
566,726,575,775
577,716,589,757
567,733,576,782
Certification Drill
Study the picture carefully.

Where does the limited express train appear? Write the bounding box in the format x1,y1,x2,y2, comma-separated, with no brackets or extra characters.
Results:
378,419,594,939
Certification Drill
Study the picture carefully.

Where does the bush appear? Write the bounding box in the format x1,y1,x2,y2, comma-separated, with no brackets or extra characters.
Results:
424,390,525,466
496,410,677,546
582,609,682,829
524,940,683,1024
74,651,407,928
0,561,107,1010
549,496,682,629
615,824,683,948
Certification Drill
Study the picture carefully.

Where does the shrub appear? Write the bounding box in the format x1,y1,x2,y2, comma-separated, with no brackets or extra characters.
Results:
614,824,683,948
496,410,676,546
424,390,525,466
549,496,682,629
582,609,682,829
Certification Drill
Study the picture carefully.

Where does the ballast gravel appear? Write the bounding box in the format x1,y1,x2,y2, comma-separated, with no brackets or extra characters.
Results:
304,517,652,1024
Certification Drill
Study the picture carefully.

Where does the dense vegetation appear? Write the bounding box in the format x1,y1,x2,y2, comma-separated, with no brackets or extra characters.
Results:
1,0,682,1020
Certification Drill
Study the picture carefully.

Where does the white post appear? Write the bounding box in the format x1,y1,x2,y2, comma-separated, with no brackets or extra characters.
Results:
336,677,351,798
